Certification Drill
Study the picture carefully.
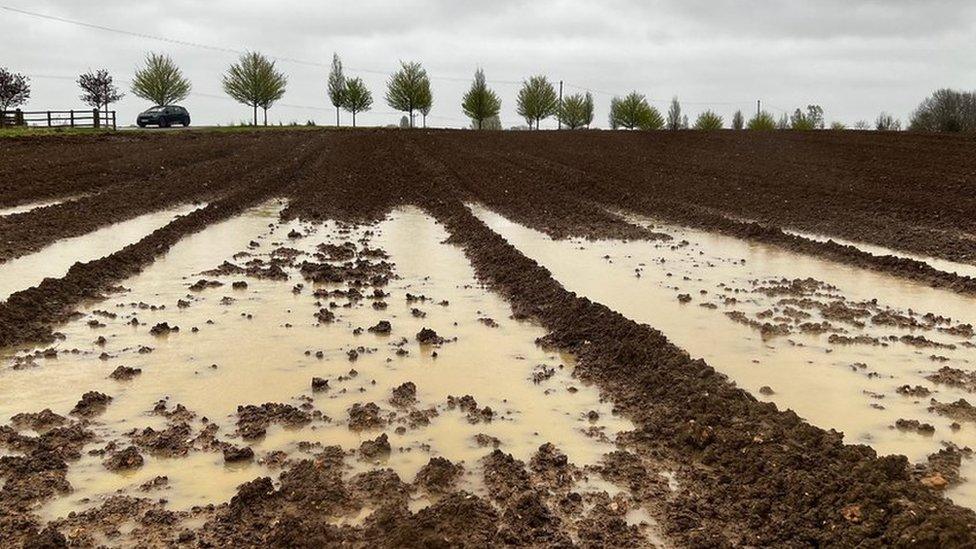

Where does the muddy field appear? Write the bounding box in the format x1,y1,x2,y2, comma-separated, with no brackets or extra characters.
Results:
2,128,976,547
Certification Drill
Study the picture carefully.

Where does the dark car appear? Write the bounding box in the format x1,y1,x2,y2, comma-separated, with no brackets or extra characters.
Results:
137,105,190,128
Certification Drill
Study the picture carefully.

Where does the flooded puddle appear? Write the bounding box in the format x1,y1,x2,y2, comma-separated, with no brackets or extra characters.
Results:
0,196,81,218
0,204,636,528
471,203,976,509
0,203,203,301
786,228,976,280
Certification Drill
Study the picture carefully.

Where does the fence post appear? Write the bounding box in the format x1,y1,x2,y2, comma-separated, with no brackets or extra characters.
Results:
111,111,116,130
70,110,75,128
47,111,52,127
15,109,23,126
93,108,100,129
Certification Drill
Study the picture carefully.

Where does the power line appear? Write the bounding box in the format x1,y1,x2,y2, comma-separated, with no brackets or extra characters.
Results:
564,82,755,106
7,4,794,117
0,4,516,87
6,3,764,110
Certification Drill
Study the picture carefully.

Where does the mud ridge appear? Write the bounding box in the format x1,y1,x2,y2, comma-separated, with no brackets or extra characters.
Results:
426,196,976,546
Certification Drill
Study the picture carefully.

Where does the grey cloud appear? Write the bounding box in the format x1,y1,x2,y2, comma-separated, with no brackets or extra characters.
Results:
2,0,975,129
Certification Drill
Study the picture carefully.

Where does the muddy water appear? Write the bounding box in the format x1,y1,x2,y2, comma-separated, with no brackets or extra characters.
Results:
0,204,635,526
471,204,976,509
0,203,204,301
786,228,976,280
0,196,79,218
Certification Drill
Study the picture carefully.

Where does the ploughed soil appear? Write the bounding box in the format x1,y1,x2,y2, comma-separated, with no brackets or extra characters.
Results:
2,128,976,547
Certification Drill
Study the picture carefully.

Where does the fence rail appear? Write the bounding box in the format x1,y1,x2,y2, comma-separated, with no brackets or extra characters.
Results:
0,109,117,130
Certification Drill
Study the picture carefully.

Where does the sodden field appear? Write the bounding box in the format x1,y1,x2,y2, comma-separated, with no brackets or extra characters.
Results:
2,128,976,546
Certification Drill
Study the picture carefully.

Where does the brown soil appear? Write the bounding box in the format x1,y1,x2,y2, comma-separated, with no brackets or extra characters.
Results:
3,128,976,546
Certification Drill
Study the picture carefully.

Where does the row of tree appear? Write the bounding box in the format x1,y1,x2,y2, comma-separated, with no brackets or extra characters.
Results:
0,60,968,132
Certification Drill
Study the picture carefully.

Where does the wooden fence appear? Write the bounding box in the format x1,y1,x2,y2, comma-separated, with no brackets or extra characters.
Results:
0,109,117,130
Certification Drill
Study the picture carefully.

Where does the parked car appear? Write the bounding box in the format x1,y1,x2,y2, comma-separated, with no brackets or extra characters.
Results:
137,105,190,128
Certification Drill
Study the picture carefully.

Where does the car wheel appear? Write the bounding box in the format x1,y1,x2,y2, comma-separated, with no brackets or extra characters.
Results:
160,120,169,128
137,122,146,128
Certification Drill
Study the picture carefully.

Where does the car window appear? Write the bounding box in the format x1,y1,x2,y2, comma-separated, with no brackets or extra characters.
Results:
147,107,164,113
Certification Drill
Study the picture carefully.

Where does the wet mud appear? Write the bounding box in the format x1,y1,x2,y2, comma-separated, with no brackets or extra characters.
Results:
2,129,976,546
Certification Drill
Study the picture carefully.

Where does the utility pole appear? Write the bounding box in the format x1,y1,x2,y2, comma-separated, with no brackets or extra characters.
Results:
558,80,563,130
757,99,761,117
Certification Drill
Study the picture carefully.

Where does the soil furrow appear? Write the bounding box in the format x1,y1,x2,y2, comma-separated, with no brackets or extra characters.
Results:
0,135,293,262
0,135,322,347
426,196,976,546
0,133,254,207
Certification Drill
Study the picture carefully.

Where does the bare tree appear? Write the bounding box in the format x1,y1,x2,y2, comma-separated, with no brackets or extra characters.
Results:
0,67,30,112
875,112,901,131
78,69,124,116
910,88,976,132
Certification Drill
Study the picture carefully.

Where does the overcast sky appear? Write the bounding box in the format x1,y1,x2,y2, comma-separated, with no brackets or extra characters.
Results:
2,1,975,128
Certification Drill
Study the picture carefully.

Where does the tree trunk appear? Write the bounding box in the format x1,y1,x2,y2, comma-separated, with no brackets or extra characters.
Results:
352,111,356,128
422,114,427,128
409,109,414,128
336,106,340,127
252,104,257,126
478,118,482,130
263,107,267,126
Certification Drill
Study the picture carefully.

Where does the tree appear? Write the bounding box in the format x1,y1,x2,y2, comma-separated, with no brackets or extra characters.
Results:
461,68,501,130
223,52,285,126
776,112,789,129
516,75,559,129
557,93,590,129
583,92,594,128
875,112,901,131
399,115,410,128
130,53,191,106
789,108,815,130
909,89,976,132
78,69,124,117
693,110,724,130
731,110,744,130
853,120,870,130
830,121,846,130
0,68,30,112
223,52,264,125
386,61,430,128
806,105,825,129
256,58,287,125
327,53,346,126
418,84,432,128
609,92,663,130
666,96,682,130
747,111,777,130
342,77,372,127
483,114,502,130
